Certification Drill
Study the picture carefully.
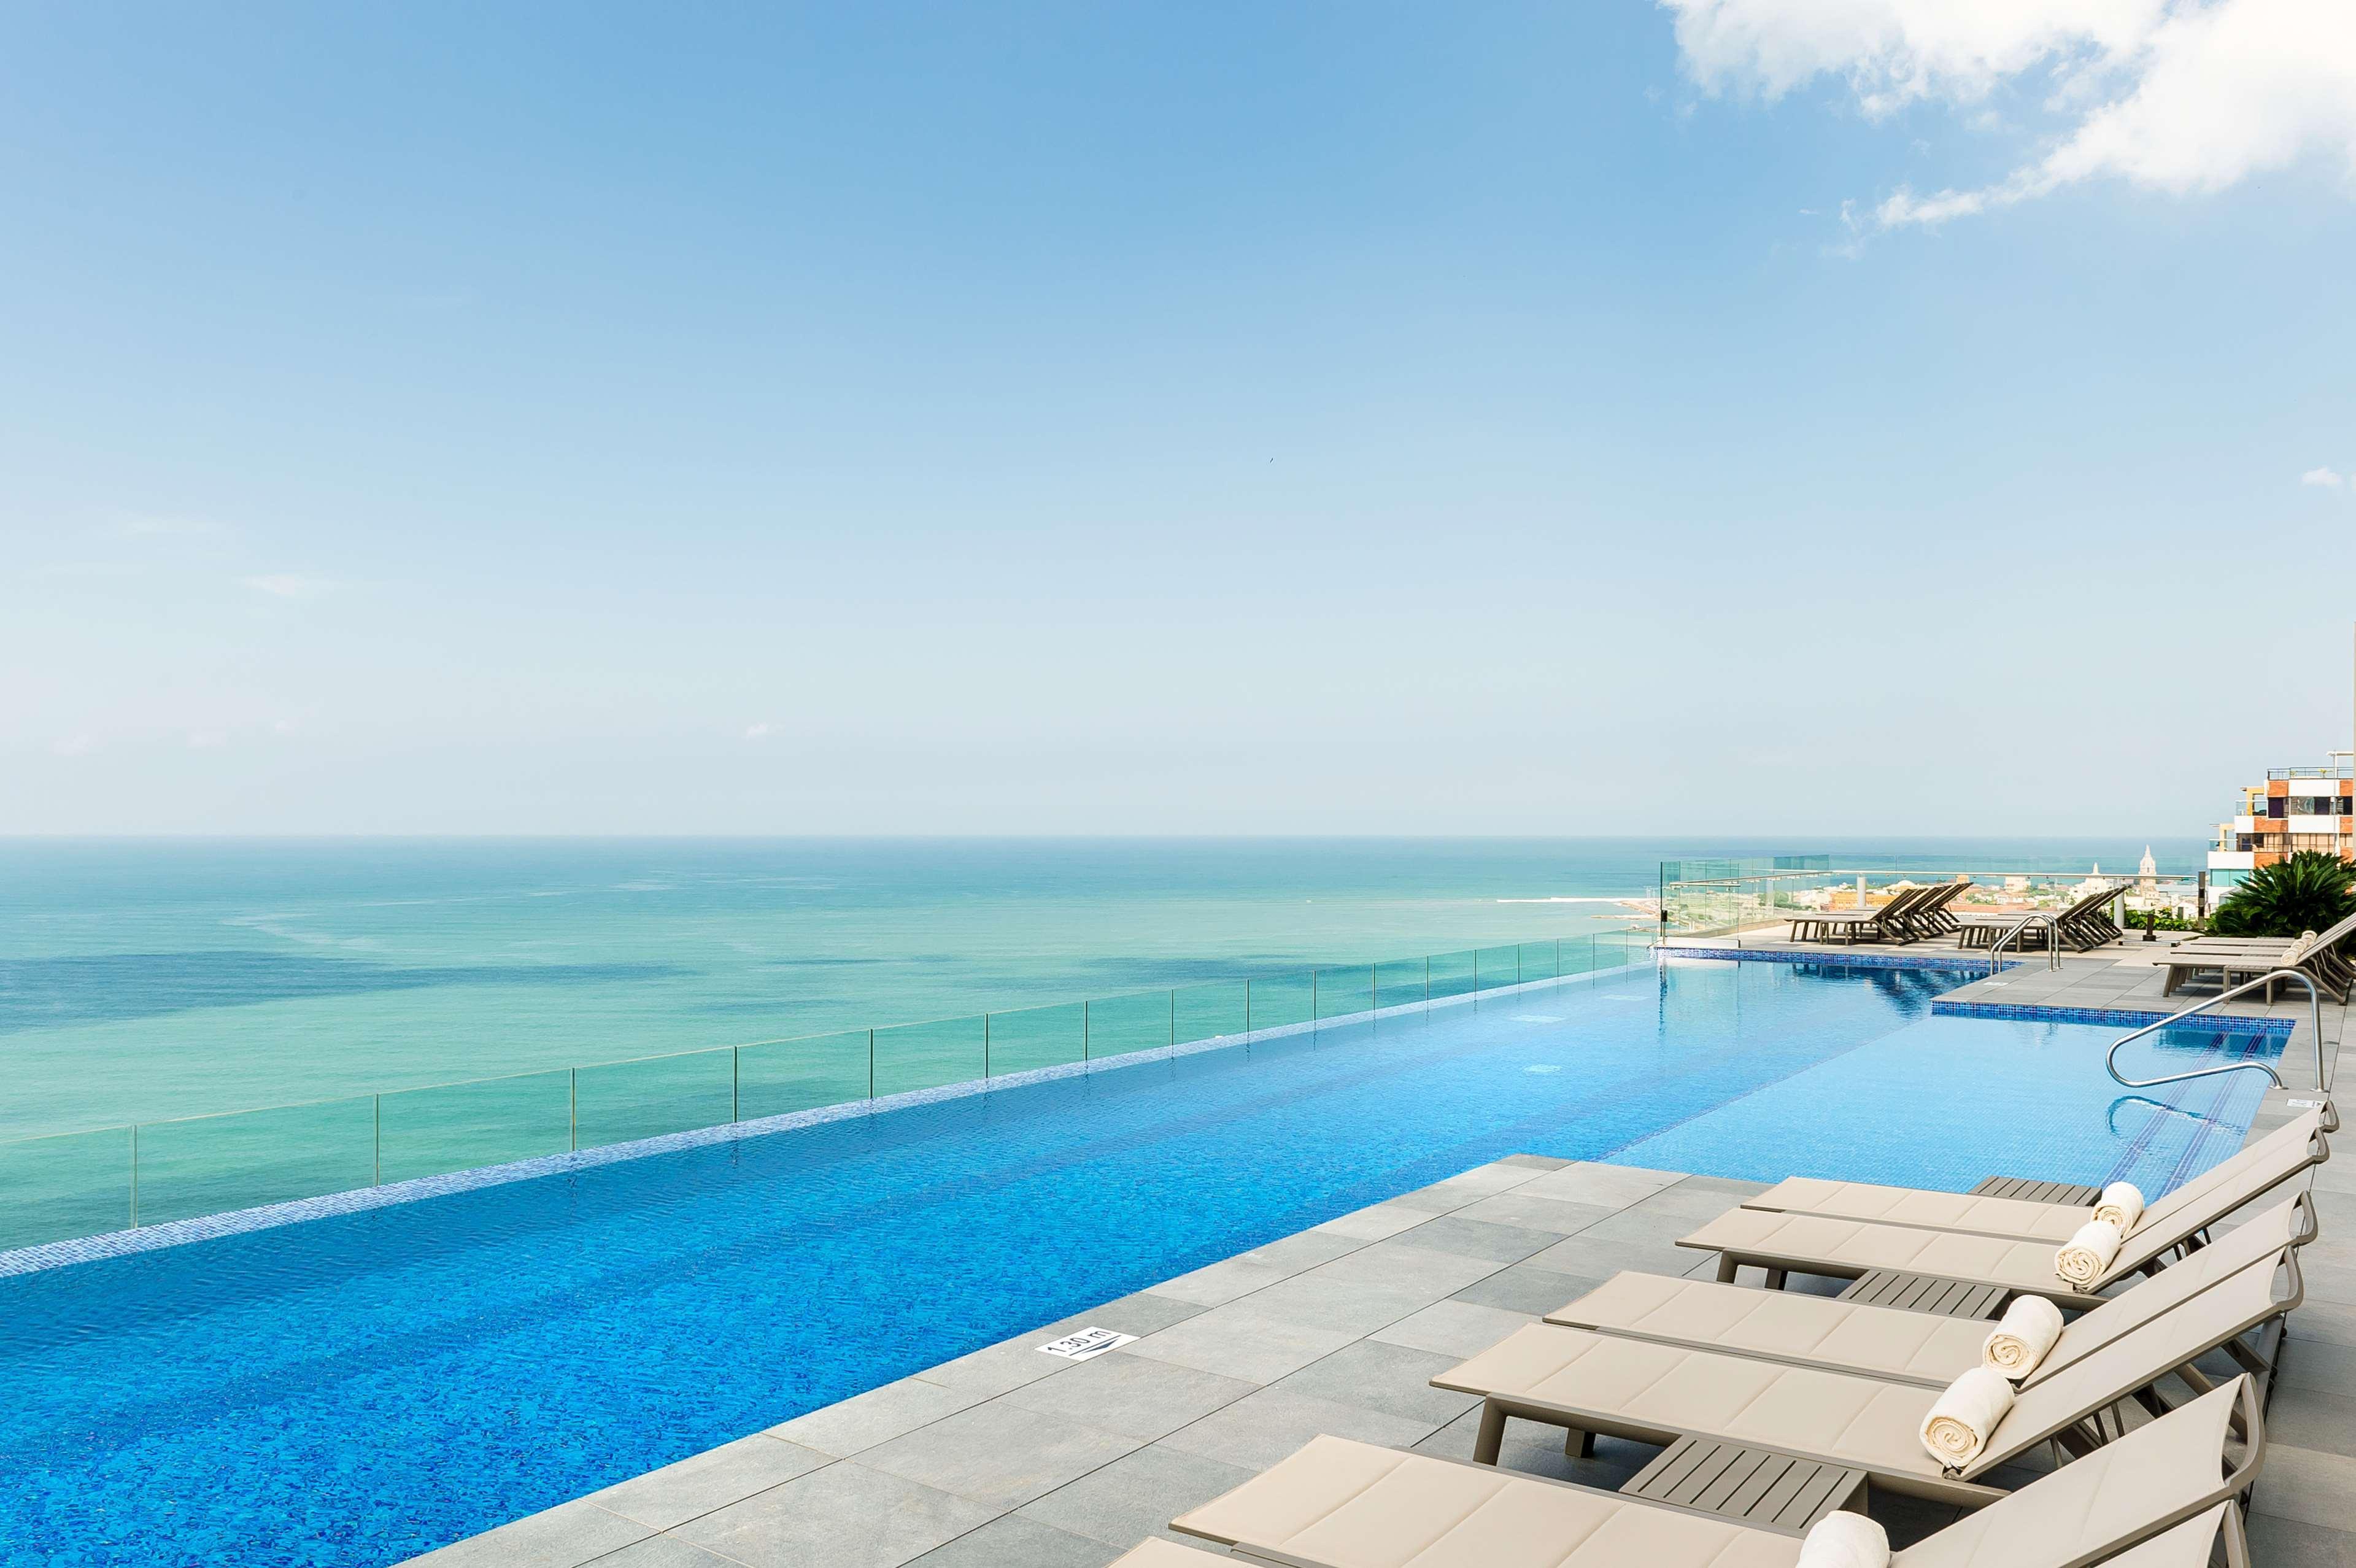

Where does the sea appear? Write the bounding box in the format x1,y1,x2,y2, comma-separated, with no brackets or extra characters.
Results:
0,836,2205,1143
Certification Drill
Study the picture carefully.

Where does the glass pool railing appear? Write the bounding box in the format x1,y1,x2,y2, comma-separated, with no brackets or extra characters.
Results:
0,929,1655,1254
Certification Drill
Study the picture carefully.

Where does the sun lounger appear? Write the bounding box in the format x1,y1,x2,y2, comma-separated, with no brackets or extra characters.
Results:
1955,882,2129,953
1546,1193,2306,1392
1431,1261,2282,1506
1678,1112,2327,1303
1157,1377,2257,1568
2162,906,2356,1002
1787,884,1939,946
1735,1105,2334,1242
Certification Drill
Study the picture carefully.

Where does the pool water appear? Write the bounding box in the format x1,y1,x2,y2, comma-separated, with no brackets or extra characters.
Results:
0,957,2279,1566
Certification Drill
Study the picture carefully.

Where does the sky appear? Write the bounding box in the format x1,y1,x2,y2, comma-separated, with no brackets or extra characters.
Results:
6,1,2355,838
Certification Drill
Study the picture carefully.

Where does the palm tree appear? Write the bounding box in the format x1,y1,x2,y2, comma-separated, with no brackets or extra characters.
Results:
2207,849,2356,937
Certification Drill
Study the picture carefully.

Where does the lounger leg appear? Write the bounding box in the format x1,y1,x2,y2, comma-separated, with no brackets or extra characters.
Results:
1763,1267,1787,1290
1716,1255,1739,1283
1474,1402,1505,1466
1564,1427,1596,1459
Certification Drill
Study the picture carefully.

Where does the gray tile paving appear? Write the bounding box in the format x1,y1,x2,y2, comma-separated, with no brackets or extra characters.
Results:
903,1514,1121,1567
403,1499,650,1567
856,1400,1144,1510
669,1462,998,1568
586,1434,832,1531
997,1350,1256,1441
1156,1383,1437,1472
1013,1443,1255,1549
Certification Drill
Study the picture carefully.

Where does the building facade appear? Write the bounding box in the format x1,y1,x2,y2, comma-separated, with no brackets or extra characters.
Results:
2209,751,2356,896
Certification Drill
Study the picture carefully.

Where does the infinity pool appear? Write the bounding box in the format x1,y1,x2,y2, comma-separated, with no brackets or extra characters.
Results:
0,957,2281,1566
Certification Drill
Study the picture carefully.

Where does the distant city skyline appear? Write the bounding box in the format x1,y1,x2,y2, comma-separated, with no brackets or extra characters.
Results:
7,2,2354,836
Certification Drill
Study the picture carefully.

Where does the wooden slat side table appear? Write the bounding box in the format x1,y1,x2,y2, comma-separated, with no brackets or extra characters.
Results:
1625,1436,1868,1532
1969,1176,2102,1205
1837,1269,2008,1318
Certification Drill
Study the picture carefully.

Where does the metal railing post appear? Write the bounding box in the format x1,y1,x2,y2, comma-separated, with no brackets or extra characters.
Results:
1083,1001,1090,1061
731,1051,739,1123
867,1029,876,1095
129,1124,138,1229
984,1013,992,1078
570,1069,577,1150
374,1095,381,1185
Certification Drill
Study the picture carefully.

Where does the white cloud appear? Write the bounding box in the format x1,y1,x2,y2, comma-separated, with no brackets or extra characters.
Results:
187,730,229,749
273,718,301,735
743,722,772,740
50,733,94,757
2304,466,2348,487
1664,0,2356,230
242,573,336,600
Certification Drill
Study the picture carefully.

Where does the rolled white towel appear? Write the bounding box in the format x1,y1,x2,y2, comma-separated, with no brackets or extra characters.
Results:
1982,1295,2065,1381
2093,1180,2144,1232
2054,1218,2122,1287
1796,1508,1888,1568
1919,1365,2015,1472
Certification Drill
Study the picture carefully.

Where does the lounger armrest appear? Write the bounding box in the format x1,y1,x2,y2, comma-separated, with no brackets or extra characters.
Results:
2293,1192,2321,1248
2226,1377,2264,1501
2222,1500,2252,1568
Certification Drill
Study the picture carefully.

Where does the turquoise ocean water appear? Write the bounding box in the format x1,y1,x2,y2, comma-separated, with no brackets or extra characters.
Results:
0,837,2203,1143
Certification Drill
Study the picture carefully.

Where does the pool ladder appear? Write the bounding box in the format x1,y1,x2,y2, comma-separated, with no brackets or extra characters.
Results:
1987,913,2064,975
2104,969,2328,1092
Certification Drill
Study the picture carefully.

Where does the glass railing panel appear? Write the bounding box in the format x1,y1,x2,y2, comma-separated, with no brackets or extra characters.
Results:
133,1095,377,1227
574,1049,735,1150
1171,981,1248,1049
736,1030,873,1118
1427,948,1476,1000
1373,959,1428,1010
377,1068,573,1186
1246,970,1313,1031
1516,941,1560,983
1308,965,1370,1021
1083,989,1174,1059
873,1014,986,1099
1594,930,1652,970
1473,946,1522,991
0,1126,133,1251
983,1002,1086,1077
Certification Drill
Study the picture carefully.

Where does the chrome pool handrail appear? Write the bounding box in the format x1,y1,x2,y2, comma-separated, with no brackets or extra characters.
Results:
1988,912,2063,975
2104,968,2325,1092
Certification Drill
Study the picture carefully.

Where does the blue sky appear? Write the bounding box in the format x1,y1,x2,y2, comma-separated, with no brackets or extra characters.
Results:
7,1,2355,836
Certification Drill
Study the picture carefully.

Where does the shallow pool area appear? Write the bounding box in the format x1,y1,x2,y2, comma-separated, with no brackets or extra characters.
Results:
0,956,2284,1566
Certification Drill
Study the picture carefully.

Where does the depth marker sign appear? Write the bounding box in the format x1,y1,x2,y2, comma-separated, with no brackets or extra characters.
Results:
1037,1327,1136,1362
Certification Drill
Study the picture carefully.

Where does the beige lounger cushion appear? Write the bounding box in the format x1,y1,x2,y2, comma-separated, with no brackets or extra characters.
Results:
1437,1324,1957,1483
1678,1208,2104,1299
1890,1385,2244,1568
1683,1112,2322,1297
1168,1381,2246,1568
1173,1434,1806,1567
1445,1262,2282,1487
1548,1270,1995,1383
1740,1107,2323,1243
2058,1507,2233,1568
1555,1192,2304,1389
1744,1177,2092,1242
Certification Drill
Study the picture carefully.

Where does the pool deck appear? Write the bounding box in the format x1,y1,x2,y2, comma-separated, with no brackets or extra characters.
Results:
404,1040,2353,1567
1690,929,2343,1093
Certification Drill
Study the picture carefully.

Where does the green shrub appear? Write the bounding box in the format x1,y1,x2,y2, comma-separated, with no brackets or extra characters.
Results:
2207,850,2356,938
